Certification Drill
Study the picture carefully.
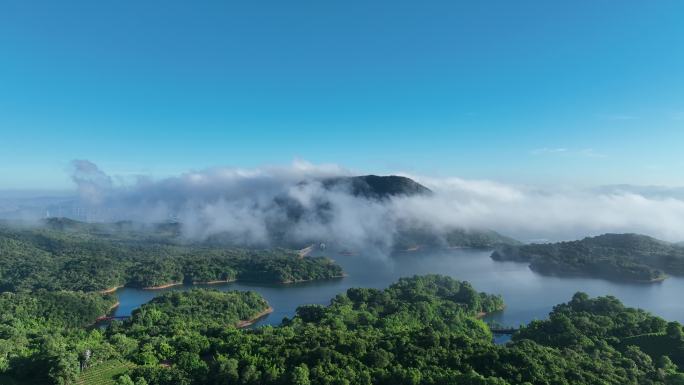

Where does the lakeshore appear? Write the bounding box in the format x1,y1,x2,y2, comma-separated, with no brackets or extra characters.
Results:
280,274,347,284
104,249,684,332
99,286,123,294
236,306,274,328
138,274,347,290
142,282,183,290
192,279,237,285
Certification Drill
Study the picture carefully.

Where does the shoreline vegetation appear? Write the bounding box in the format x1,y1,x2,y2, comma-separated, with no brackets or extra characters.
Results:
91,301,121,326
100,273,349,295
280,273,347,284
492,233,684,283
192,279,237,285
0,219,346,293
393,228,521,252
399,244,498,253
99,285,123,294
476,304,506,320
236,306,274,328
527,263,669,284
107,301,120,313
137,274,349,291
142,282,183,290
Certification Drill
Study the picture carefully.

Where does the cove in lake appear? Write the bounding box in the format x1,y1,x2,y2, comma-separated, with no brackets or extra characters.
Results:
111,248,684,331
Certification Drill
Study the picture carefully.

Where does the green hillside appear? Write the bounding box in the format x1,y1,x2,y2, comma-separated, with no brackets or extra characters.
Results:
492,233,684,282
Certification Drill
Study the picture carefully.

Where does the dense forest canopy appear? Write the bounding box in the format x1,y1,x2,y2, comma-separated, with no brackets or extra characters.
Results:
492,233,684,283
0,289,267,385
109,276,683,385
1,217,684,385
0,221,344,292
0,275,683,384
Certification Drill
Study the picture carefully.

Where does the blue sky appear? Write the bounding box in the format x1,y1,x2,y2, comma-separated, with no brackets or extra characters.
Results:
1,0,683,189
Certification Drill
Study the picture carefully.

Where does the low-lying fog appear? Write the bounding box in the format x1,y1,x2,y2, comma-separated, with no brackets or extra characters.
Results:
3,160,684,251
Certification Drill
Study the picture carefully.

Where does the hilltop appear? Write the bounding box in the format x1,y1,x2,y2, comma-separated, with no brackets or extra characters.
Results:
322,175,432,199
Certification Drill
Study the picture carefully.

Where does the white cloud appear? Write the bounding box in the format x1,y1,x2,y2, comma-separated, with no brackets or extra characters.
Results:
66,160,684,250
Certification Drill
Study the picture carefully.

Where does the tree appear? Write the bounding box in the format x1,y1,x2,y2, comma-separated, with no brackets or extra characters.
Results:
667,373,684,385
291,364,311,385
666,322,683,340
214,355,239,383
116,375,135,385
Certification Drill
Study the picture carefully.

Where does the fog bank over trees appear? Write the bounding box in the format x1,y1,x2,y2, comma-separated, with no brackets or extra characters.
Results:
4,160,684,250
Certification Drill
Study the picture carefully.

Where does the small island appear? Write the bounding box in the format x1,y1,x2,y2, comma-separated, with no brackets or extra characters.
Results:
121,289,273,332
492,233,684,283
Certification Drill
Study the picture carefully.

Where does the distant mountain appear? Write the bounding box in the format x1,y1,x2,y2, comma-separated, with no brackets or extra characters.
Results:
35,176,516,253
322,175,431,199
445,228,521,248
43,217,92,231
38,217,182,243
395,227,520,251
492,233,684,283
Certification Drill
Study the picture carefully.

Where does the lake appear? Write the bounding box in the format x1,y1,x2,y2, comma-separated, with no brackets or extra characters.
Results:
111,248,684,332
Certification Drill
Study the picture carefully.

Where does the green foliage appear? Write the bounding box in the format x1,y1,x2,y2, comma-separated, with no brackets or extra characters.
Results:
0,291,120,384
77,360,136,385
620,333,684,370
492,233,684,282
394,228,519,251
668,322,684,340
119,289,270,336
0,222,344,292
105,277,684,385
514,291,684,379
2,248,684,385
444,229,521,249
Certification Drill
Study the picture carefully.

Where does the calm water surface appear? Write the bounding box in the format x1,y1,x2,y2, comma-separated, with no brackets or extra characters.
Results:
112,249,684,328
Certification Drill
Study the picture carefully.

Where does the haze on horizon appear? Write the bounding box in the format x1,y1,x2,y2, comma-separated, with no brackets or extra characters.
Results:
1,159,684,255
2,1,684,247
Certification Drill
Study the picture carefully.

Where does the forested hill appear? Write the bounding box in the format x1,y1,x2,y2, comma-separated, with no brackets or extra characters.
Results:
394,227,521,251
492,233,684,283
33,175,519,252
0,222,344,292
322,175,432,199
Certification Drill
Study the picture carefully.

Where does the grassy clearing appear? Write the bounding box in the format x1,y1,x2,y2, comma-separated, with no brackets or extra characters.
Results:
76,360,136,385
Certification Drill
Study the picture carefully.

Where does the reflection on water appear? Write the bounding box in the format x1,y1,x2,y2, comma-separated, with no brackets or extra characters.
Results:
112,249,684,329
